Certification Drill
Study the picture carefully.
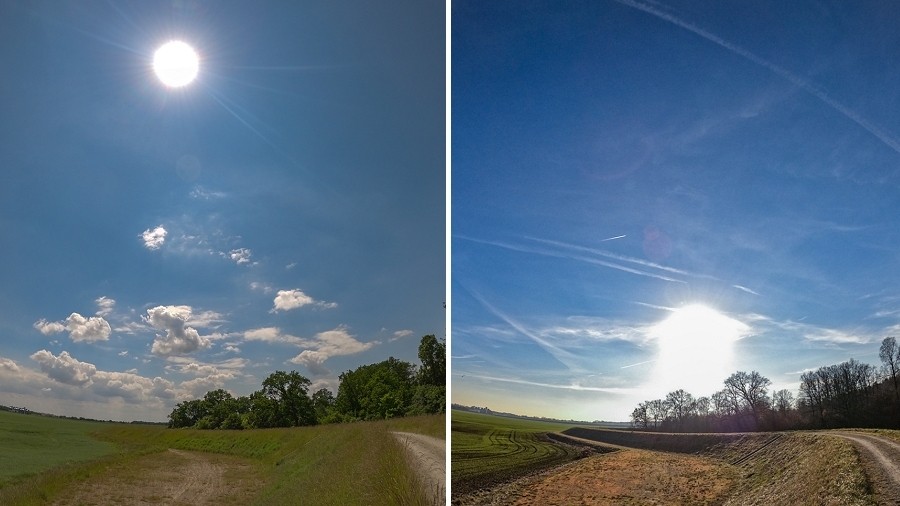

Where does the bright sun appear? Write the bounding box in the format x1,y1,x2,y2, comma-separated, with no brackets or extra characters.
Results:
649,304,750,396
153,41,199,88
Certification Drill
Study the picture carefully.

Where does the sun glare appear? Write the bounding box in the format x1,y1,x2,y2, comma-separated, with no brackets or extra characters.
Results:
153,41,199,88
649,304,750,396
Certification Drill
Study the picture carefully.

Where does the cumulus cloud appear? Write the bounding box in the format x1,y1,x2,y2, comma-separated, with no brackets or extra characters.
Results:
30,350,97,385
0,357,20,372
271,289,337,313
288,326,378,376
225,248,253,265
34,313,111,343
141,225,168,250
144,306,211,356
34,319,67,335
29,349,177,403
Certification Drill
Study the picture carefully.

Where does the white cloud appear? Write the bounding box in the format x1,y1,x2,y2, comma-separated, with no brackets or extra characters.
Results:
29,349,178,404
390,329,414,342
144,306,211,356
64,313,112,342
291,350,331,376
0,357,20,372
271,289,337,312
225,248,253,265
34,319,67,335
141,225,168,250
288,326,378,376
34,313,111,343
250,282,274,294
243,327,300,344
95,296,116,317
30,350,96,386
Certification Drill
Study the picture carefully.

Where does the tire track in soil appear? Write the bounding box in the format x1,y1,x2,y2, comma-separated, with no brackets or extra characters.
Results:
393,431,446,505
52,448,258,506
829,432,900,505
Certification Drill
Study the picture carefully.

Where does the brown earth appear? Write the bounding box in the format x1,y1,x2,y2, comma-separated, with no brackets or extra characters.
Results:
51,449,264,506
830,432,900,504
393,431,446,505
453,448,735,506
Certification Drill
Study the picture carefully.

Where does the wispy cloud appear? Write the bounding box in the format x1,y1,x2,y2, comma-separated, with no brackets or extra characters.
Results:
465,288,584,371
456,235,686,283
612,0,900,155
732,284,760,296
464,373,635,394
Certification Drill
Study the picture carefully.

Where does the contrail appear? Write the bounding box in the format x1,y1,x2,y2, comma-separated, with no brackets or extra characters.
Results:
620,359,656,369
456,235,685,283
601,234,627,242
611,0,900,155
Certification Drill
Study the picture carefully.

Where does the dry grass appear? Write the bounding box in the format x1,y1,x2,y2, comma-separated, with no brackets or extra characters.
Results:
722,433,874,506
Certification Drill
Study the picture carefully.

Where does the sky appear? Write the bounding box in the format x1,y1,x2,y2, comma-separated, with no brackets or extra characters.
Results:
452,0,900,422
0,1,444,422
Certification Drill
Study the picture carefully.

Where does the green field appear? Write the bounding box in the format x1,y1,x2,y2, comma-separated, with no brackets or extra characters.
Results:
451,410,583,496
0,410,444,505
0,411,118,486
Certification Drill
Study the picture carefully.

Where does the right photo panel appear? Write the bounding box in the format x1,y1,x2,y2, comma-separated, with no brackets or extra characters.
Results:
451,1,900,504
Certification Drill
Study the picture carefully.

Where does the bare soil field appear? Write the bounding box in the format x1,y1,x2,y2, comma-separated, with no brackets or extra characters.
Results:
454,448,734,506
455,427,881,506
393,431,446,505
51,449,265,506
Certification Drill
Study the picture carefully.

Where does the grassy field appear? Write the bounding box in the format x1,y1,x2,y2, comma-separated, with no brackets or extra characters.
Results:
0,410,444,505
450,410,586,496
0,411,118,487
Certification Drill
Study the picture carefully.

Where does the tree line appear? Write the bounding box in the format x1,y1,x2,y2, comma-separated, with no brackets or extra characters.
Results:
168,334,445,429
630,336,900,432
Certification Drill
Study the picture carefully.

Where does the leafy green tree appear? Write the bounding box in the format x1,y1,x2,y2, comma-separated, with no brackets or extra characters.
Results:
259,370,316,427
168,398,205,428
311,388,336,423
335,357,415,420
417,334,445,386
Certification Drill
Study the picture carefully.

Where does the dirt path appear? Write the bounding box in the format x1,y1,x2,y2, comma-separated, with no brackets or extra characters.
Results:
52,448,263,506
829,432,900,504
393,431,446,505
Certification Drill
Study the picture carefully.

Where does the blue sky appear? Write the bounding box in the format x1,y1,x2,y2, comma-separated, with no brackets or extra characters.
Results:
452,0,900,421
0,1,444,422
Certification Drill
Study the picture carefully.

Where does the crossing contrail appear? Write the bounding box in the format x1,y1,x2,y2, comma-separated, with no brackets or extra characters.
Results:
611,0,900,155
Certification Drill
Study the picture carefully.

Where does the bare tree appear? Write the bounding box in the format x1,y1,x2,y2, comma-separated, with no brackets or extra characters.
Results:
724,370,771,426
647,398,668,429
630,402,649,429
880,336,900,401
664,389,695,430
772,389,794,413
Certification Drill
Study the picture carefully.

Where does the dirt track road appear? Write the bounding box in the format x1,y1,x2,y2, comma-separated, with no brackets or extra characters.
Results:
393,431,446,505
829,432,900,504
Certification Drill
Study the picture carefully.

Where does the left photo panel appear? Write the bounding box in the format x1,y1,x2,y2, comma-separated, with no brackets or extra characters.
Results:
0,1,446,504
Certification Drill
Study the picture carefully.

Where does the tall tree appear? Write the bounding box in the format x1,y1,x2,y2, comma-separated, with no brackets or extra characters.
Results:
417,334,445,386
260,370,316,427
880,336,900,401
724,370,771,427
